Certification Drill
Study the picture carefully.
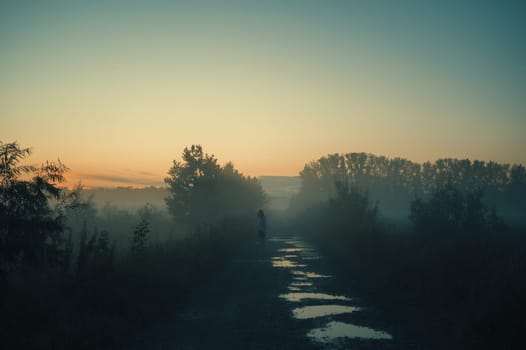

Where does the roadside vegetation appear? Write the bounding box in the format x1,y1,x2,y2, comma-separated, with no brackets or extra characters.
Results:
0,141,266,350
292,152,526,349
2,141,525,349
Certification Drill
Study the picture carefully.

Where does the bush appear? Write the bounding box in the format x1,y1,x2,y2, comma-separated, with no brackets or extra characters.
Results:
297,179,525,349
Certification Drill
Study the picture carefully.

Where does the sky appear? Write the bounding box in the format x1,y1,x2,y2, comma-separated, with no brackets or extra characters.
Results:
1,0,525,187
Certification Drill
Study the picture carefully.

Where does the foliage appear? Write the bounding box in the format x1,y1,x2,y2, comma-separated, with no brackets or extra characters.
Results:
1,141,261,350
76,223,114,278
409,183,507,238
132,219,150,254
1,215,253,350
291,152,526,223
320,181,380,239
298,168,524,350
165,145,266,226
131,204,157,255
61,183,98,234
0,141,69,271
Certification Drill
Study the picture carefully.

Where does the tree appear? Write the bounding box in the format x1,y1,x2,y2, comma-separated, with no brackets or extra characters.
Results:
131,203,153,254
164,145,220,223
327,181,379,237
409,183,507,239
62,183,97,236
131,219,150,254
0,141,69,271
164,145,266,226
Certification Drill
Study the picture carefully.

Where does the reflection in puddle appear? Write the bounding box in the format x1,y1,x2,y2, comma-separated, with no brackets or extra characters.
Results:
272,258,307,268
290,281,313,287
279,293,351,302
293,305,360,319
291,271,331,279
288,242,312,247
308,321,392,341
278,248,303,253
268,238,289,242
293,276,308,281
274,238,393,346
284,240,305,246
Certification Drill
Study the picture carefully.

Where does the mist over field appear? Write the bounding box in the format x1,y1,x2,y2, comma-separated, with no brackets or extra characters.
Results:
2,141,525,349
2,1,525,349
77,176,301,213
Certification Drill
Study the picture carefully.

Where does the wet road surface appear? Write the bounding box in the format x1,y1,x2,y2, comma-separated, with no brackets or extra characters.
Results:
131,232,419,349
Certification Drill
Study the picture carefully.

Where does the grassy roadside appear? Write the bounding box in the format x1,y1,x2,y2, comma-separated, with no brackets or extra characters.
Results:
0,217,253,350
296,193,526,349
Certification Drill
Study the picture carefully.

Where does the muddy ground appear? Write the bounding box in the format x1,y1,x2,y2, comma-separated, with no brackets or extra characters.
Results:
130,231,434,350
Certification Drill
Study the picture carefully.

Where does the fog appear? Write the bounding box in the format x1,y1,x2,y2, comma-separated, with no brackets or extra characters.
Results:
1,141,525,350
77,176,301,214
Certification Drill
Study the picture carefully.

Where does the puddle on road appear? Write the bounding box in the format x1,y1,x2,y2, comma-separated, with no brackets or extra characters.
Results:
268,238,290,242
285,242,316,251
273,238,393,346
278,248,303,253
292,305,360,319
293,276,308,281
291,271,331,279
283,240,305,246
272,258,307,268
290,281,313,287
279,293,351,302
307,321,392,341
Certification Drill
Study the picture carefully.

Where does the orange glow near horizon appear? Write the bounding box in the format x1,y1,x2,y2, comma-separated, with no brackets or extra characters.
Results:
2,2,525,187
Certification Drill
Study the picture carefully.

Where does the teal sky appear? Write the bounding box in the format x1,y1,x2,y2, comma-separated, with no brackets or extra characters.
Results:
1,0,525,187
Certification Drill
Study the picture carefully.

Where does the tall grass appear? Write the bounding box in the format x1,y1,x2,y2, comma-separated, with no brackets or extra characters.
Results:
0,216,253,350
298,183,526,349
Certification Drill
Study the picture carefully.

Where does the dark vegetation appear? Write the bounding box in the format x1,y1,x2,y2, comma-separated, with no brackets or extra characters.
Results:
293,152,526,349
165,145,266,227
0,141,266,350
2,140,525,349
80,186,169,212
291,152,526,226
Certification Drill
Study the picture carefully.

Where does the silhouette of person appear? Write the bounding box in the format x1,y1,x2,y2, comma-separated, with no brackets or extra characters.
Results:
256,209,267,244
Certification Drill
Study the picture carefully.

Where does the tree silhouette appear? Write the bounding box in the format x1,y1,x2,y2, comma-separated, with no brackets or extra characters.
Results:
292,151,526,221
131,203,154,254
409,183,507,239
165,144,266,226
132,219,150,254
0,141,69,270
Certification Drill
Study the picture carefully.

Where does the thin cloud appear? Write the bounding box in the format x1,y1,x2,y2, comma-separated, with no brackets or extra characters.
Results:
83,174,139,184
119,168,156,176
79,173,164,187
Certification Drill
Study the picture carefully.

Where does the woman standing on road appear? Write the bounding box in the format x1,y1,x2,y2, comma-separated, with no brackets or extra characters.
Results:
256,209,267,244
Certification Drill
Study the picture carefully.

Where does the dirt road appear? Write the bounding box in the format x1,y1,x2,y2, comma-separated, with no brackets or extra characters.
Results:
131,231,421,349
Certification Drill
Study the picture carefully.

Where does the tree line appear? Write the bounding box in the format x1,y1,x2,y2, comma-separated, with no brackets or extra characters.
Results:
0,141,266,350
294,152,526,349
292,152,526,223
